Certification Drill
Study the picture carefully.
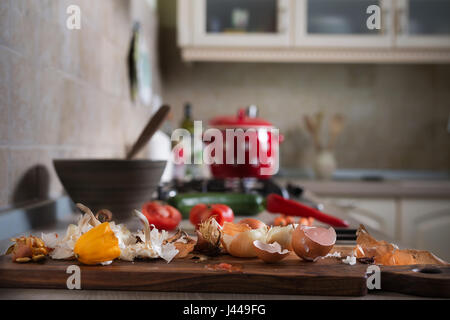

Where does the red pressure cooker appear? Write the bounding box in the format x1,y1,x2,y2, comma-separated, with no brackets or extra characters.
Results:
207,106,283,179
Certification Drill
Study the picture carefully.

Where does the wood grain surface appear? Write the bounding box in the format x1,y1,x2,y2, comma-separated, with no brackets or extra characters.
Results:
1,245,449,298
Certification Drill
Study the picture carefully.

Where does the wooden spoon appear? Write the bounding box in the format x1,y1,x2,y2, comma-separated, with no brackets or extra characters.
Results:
126,105,171,160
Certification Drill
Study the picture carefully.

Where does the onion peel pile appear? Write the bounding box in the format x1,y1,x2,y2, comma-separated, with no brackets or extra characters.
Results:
165,229,196,258
40,203,188,265
353,225,448,266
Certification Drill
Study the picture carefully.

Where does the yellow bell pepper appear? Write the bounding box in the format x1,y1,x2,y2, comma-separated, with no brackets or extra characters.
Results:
74,222,121,265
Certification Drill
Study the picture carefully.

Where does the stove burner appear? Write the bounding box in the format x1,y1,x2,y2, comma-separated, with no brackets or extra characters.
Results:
157,178,356,241
158,178,295,202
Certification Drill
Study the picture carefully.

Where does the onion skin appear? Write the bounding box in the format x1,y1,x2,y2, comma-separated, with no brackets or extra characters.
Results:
266,225,295,251
238,218,266,230
222,228,266,258
291,225,336,261
253,241,290,264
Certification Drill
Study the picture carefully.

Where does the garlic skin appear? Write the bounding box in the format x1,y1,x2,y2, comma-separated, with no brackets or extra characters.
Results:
120,210,179,263
42,204,102,260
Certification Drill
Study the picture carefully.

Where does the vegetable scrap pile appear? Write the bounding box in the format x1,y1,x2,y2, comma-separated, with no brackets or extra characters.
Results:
5,201,447,268
7,203,194,265
352,225,448,266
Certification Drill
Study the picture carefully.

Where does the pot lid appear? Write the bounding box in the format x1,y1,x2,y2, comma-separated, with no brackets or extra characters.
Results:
209,108,273,127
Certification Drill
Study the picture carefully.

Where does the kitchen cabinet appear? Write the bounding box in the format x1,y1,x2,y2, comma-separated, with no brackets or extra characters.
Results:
400,199,450,262
178,0,450,63
188,0,292,47
324,197,397,239
396,0,450,48
295,0,394,48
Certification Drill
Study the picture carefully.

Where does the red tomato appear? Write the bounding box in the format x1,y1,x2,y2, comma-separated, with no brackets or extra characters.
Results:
189,204,234,228
142,201,182,231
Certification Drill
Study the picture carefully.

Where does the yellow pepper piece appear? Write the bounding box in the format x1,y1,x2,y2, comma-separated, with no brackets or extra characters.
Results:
74,222,120,265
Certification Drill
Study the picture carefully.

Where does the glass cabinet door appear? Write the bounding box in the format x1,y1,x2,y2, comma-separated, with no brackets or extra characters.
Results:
296,0,393,47
193,0,292,46
396,0,450,47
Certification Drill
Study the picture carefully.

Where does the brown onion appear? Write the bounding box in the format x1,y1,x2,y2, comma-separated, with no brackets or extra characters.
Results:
221,222,266,258
238,218,267,230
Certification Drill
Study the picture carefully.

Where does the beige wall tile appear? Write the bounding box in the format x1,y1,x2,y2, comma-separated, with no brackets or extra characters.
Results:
0,46,10,145
0,1,153,208
9,51,37,107
0,148,8,208
0,1,9,46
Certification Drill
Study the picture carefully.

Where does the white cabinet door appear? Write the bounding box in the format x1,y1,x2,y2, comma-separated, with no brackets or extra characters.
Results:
192,0,292,47
295,0,394,47
400,199,450,262
395,0,450,48
324,197,397,240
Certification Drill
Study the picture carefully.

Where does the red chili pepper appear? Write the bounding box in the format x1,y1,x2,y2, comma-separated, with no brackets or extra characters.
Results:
266,193,349,228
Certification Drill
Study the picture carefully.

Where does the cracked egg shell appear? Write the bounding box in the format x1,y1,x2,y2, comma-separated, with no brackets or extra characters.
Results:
291,225,336,261
253,240,290,263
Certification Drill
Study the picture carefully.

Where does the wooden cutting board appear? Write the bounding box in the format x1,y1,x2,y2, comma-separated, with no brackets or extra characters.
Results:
0,246,449,297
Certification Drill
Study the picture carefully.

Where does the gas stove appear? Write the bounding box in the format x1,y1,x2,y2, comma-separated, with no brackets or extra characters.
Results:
158,178,357,242
158,178,310,206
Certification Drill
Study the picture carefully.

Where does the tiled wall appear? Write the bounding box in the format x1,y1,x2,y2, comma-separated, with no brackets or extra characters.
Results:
0,0,161,209
158,1,450,173
160,51,450,172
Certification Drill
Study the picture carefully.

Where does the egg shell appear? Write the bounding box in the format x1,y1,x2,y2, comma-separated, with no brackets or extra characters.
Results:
253,240,290,263
291,225,336,261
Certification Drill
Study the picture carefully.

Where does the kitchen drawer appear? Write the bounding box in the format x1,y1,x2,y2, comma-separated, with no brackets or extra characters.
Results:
400,199,450,262
323,197,397,240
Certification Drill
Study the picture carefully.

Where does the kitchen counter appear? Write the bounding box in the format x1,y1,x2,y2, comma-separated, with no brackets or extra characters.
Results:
277,179,450,199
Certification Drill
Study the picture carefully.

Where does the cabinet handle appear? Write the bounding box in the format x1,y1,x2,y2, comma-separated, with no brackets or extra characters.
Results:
277,2,288,34
395,7,405,35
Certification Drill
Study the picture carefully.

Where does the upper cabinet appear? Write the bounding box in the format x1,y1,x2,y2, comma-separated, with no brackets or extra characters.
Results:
396,0,450,48
192,0,292,47
296,0,393,47
178,0,450,63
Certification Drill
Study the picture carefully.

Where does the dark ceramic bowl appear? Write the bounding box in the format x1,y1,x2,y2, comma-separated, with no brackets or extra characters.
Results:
53,159,166,221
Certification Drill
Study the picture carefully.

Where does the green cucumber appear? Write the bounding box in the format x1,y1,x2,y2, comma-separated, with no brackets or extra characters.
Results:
167,192,265,219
